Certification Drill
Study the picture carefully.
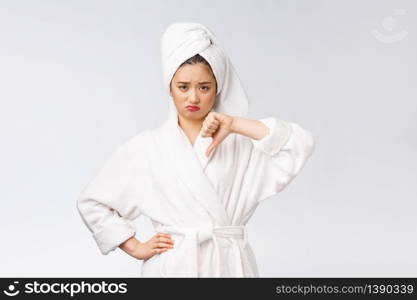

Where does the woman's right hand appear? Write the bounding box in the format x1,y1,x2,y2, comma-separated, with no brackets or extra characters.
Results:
120,233,175,261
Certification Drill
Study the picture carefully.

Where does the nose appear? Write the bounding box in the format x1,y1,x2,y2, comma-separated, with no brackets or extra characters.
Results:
188,88,200,104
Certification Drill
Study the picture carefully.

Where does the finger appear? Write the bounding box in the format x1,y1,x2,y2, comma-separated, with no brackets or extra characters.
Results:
208,123,219,130
209,117,220,125
206,131,228,156
153,234,171,242
155,232,171,237
206,141,218,157
154,242,174,248
211,119,220,126
207,116,219,124
152,248,169,255
207,112,216,120
201,128,211,136
156,233,172,238
157,237,175,244
202,128,215,137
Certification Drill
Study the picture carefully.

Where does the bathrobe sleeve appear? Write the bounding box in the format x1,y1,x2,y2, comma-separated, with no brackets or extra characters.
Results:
77,141,142,255
243,117,315,203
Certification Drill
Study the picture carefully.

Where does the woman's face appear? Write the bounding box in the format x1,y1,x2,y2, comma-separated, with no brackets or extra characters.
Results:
170,62,217,122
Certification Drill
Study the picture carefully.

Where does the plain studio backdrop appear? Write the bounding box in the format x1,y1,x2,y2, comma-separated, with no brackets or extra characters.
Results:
0,0,415,277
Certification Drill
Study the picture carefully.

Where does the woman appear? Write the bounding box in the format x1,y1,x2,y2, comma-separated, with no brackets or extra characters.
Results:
77,22,315,277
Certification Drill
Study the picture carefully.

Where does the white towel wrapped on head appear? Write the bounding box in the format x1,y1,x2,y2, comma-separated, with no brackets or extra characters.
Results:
160,22,250,119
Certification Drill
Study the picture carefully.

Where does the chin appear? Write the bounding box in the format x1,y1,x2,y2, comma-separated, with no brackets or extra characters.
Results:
181,110,206,121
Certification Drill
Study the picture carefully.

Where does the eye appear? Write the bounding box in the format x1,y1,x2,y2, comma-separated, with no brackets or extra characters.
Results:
178,85,188,90
200,86,210,91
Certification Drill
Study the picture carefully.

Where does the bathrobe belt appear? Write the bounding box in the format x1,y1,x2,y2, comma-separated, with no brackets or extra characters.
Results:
155,224,248,277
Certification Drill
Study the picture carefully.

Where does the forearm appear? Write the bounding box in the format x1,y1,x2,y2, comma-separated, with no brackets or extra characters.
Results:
119,236,142,258
230,116,269,140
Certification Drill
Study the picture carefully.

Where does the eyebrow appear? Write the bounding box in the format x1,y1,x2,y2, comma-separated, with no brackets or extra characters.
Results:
176,81,213,84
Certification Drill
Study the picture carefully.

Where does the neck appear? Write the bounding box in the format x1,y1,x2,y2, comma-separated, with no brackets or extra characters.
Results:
176,114,204,146
177,114,203,133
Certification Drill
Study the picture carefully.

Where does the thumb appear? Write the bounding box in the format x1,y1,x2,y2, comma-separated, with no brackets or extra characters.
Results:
206,139,219,158
206,126,230,157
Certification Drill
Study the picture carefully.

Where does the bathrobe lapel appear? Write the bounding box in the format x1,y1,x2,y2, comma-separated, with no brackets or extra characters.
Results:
162,114,230,226
180,126,211,170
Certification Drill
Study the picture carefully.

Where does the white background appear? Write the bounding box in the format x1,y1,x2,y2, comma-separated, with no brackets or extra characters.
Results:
0,0,416,277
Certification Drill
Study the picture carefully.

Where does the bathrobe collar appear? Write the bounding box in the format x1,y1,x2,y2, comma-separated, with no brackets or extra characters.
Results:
161,112,230,226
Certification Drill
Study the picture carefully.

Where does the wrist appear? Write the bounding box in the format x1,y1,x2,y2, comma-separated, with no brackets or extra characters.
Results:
120,236,141,254
230,116,238,134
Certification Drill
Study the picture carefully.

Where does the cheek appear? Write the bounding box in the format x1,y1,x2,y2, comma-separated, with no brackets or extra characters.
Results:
171,91,186,103
202,92,216,105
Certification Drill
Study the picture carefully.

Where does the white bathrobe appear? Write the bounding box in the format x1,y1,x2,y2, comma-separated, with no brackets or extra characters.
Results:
77,112,315,277
76,22,315,277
